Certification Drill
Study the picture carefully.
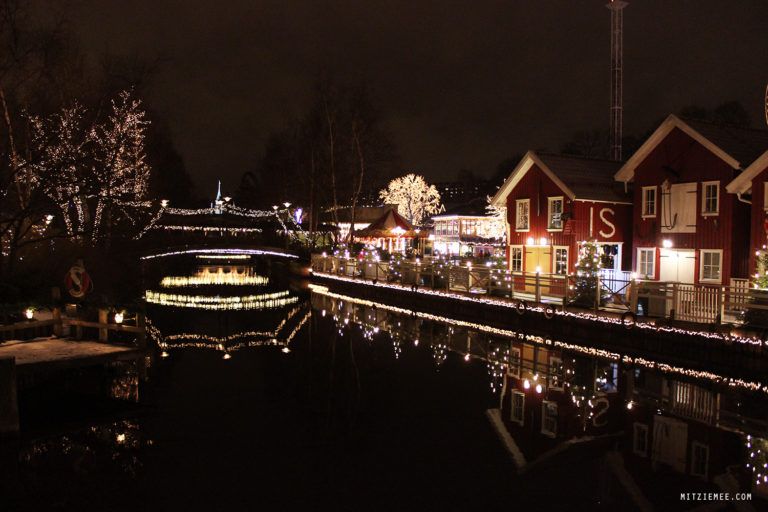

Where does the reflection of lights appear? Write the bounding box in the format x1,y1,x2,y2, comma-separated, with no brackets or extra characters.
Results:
25,309,34,320
144,289,297,310
160,274,269,287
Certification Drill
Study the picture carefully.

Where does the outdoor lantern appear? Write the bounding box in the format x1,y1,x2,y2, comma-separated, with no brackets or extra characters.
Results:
25,308,34,320
662,239,673,248
114,312,124,324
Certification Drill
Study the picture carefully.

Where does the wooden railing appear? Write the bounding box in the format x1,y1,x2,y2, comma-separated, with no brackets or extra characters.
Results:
313,254,768,326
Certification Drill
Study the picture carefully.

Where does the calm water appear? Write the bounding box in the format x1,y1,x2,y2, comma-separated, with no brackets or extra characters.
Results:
5,255,768,511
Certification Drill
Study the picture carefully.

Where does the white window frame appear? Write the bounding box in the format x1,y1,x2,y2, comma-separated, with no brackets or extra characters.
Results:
764,182,768,212
637,247,655,280
691,441,709,478
547,196,564,231
549,357,564,390
508,346,521,378
509,246,523,273
642,186,656,218
699,249,723,284
541,401,557,438
701,181,719,216
553,246,569,276
515,199,530,232
510,391,525,426
633,423,648,457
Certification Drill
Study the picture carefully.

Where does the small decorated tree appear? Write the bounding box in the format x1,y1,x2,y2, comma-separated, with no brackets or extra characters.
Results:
570,239,606,308
743,251,768,326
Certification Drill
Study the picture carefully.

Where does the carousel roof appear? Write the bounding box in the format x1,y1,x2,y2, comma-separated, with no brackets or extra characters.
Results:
355,208,426,238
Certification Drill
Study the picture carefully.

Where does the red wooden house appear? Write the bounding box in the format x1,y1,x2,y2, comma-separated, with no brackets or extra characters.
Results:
615,115,768,286
490,151,633,276
726,150,768,277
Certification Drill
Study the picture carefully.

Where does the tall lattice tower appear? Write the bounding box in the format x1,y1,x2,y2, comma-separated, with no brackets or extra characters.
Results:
607,0,628,161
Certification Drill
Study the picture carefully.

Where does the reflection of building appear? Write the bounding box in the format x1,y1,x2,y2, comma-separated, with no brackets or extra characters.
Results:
491,152,632,275
616,115,768,285
431,201,504,257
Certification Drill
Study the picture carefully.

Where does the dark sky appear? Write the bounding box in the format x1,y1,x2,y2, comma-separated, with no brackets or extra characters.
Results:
66,0,768,196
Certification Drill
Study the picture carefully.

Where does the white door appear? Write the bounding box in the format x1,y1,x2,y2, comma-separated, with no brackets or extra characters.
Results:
652,416,688,473
659,249,695,284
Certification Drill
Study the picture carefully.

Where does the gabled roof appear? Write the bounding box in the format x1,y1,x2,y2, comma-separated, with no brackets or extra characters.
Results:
726,149,768,195
323,205,396,224
615,115,768,182
355,208,426,238
490,151,628,206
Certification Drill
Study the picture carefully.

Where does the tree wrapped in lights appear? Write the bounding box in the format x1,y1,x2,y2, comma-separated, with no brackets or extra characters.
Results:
379,173,441,226
743,251,768,327
570,239,606,308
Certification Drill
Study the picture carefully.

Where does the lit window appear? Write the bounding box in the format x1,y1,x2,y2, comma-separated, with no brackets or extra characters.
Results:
642,186,656,217
638,248,655,279
700,250,722,282
510,246,523,272
516,199,530,231
554,247,568,275
548,197,563,230
633,423,648,457
541,401,557,437
701,181,719,215
511,391,524,425
509,346,521,378
549,357,564,389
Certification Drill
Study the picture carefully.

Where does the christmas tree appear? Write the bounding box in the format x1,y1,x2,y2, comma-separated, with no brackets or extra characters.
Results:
571,239,606,308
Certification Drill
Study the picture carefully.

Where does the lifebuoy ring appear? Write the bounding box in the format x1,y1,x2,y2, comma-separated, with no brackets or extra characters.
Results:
621,311,635,329
544,305,555,319
516,300,527,315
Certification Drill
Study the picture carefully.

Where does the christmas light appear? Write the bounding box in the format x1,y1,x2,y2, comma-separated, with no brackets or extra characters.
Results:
142,248,299,260
25,309,34,320
144,289,297,310
159,274,269,287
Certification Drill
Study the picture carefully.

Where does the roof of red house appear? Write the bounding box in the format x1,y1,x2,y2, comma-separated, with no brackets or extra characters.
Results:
490,151,630,206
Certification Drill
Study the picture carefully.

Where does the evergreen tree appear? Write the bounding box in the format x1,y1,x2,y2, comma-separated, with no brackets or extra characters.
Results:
571,239,606,308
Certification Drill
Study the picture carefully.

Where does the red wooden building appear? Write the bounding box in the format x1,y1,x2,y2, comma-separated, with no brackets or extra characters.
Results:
726,150,768,277
490,151,632,276
615,115,768,286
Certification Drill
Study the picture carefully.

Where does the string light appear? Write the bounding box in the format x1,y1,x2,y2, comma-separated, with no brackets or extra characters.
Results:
159,274,269,287
144,289,297,310
142,248,299,260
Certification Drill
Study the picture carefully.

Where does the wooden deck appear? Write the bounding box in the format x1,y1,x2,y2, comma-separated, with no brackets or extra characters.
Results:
0,337,143,373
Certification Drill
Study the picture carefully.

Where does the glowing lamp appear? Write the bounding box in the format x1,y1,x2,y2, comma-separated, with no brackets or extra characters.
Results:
282,347,290,354
539,237,547,246
626,401,633,410
535,384,542,394
161,351,169,358
222,353,232,360
523,379,531,390
114,312,124,324
631,272,638,280
535,266,541,274
464,353,470,361
414,339,419,346
526,237,535,246
25,308,34,320
662,239,673,248
160,199,169,207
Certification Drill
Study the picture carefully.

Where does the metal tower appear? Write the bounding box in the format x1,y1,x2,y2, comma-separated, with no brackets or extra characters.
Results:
607,0,628,161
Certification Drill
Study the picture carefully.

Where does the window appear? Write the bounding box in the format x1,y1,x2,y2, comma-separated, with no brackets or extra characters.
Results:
701,181,719,215
516,199,530,231
541,401,557,437
691,442,709,477
548,197,564,230
642,186,656,217
511,391,524,425
638,248,655,279
633,423,648,457
549,357,564,390
700,250,722,283
509,346,521,378
510,246,523,272
553,247,568,275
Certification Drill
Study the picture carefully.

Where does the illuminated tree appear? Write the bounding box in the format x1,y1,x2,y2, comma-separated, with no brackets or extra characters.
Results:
484,195,507,240
571,239,606,308
379,174,441,226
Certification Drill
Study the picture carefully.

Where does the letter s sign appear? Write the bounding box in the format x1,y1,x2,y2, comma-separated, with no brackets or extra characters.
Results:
599,208,616,239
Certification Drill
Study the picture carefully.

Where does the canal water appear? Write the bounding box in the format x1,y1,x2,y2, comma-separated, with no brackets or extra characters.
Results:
4,254,768,510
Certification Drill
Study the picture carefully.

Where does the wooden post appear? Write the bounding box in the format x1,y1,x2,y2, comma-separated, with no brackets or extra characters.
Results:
717,287,725,325
594,275,601,313
670,283,678,320
563,276,569,310
535,272,541,303
629,280,638,314
0,357,19,435
98,309,108,342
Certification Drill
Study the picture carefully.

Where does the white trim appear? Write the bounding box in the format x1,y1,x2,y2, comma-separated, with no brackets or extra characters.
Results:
515,199,530,232
548,356,564,390
700,181,720,216
491,151,576,206
699,249,723,284
726,149,768,195
548,196,564,231
691,441,709,478
637,247,656,280
633,422,649,457
641,186,657,218
510,390,525,426
616,115,741,183
573,198,633,205
508,346,521,378
509,245,524,273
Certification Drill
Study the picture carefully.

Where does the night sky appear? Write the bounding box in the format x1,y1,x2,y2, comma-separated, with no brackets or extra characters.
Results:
66,0,768,194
